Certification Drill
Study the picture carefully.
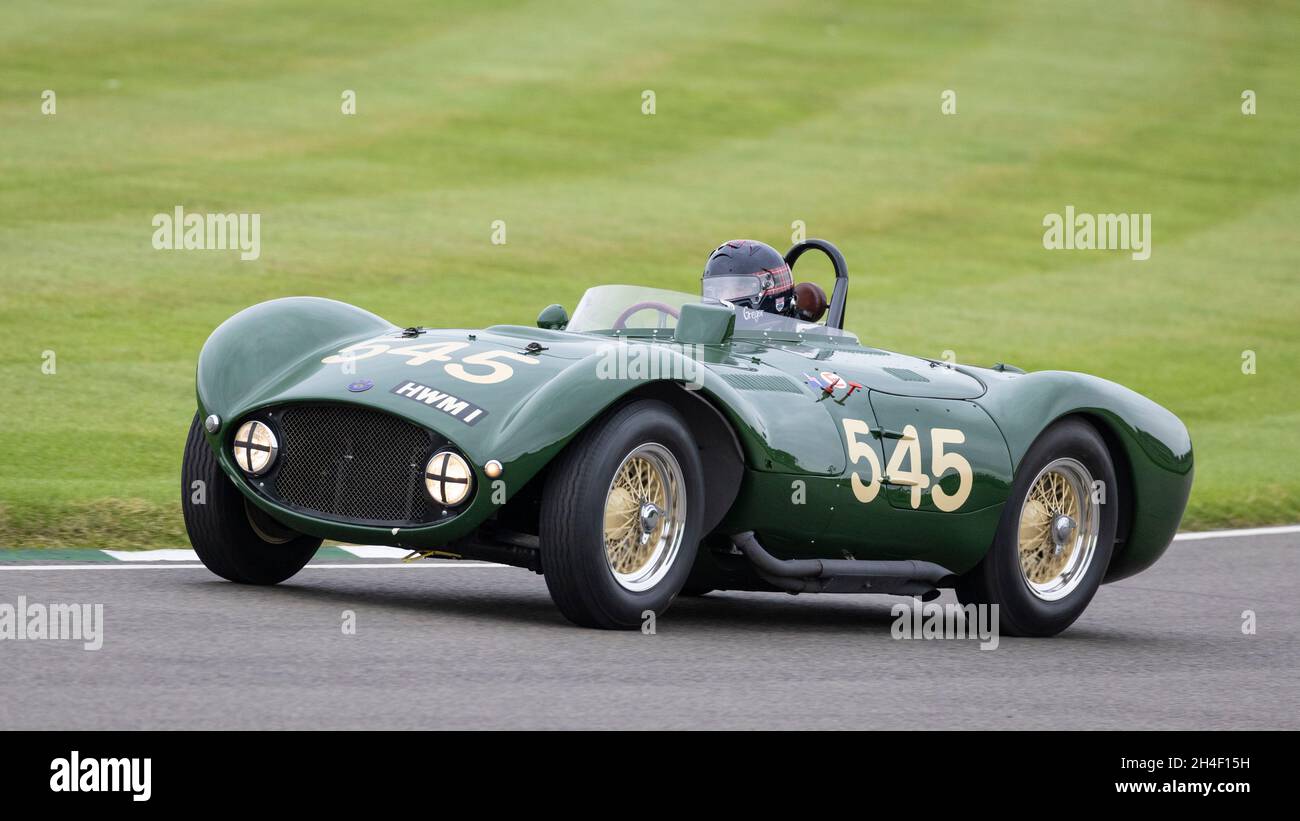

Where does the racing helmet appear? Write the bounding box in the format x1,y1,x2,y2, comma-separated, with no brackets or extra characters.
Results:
702,239,794,315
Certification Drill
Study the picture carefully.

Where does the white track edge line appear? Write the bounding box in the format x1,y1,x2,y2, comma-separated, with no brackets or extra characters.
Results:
2,525,1296,571
1172,524,1300,541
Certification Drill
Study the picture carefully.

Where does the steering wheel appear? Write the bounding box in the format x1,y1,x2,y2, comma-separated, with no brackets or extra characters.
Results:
613,301,681,330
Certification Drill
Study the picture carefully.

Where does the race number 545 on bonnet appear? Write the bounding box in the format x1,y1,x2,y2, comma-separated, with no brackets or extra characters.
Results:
323,339,539,385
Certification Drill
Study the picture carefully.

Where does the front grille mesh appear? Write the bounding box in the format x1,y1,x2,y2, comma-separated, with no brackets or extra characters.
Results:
269,405,440,525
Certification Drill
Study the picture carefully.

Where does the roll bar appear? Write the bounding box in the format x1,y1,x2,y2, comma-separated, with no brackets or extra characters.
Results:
784,239,849,330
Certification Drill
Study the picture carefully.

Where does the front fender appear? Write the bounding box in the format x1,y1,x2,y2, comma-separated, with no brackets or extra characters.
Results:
196,297,396,422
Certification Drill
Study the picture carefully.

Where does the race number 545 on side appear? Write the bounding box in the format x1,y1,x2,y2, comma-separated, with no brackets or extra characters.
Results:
841,419,973,512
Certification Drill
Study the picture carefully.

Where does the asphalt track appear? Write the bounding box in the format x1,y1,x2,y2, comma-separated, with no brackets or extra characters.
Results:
0,530,1296,730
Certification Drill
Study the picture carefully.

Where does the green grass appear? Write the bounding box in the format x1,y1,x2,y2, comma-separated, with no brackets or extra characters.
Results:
1,0,1297,546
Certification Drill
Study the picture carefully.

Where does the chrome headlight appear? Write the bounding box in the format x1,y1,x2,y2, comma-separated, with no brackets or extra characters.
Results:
424,450,473,506
233,420,278,476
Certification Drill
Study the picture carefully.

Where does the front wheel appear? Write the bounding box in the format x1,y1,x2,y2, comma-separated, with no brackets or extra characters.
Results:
540,400,705,629
957,418,1118,637
182,413,321,584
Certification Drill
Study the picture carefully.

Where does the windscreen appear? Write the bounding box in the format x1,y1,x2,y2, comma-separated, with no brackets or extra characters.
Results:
566,284,854,339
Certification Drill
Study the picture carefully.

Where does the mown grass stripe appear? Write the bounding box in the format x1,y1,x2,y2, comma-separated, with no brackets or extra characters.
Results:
0,548,118,563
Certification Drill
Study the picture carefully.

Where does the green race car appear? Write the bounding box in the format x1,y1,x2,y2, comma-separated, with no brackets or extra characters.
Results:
183,239,1192,635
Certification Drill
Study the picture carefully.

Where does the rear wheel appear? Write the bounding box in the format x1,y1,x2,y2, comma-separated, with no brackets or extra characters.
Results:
182,413,320,584
540,400,704,628
957,418,1118,637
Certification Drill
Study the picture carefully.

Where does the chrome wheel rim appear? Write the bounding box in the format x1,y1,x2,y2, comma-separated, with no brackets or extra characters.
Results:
602,443,686,592
245,499,294,545
1017,457,1099,601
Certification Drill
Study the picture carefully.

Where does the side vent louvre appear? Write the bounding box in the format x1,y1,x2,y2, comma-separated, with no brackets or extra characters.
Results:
720,373,803,394
883,367,930,383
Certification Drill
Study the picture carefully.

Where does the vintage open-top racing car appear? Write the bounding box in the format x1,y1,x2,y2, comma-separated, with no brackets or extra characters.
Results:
183,239,1192,635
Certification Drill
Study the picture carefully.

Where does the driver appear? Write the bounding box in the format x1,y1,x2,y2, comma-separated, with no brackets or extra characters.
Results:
701,239,795,316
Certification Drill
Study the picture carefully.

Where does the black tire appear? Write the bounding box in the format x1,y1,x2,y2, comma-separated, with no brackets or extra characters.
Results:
181,413,321,584
679,583,715,597
957,417,1118,637
540,400,705,629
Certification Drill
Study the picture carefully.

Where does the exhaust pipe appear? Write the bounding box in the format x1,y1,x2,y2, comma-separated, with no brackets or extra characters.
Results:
731,531,953,596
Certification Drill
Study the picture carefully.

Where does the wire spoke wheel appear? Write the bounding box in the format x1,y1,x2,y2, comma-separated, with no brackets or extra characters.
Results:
602,442,686,592
1016,457,1099,601
541,400,704,628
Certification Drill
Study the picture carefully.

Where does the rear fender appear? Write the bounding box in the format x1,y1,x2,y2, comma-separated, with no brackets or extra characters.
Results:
970,368,1193,582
